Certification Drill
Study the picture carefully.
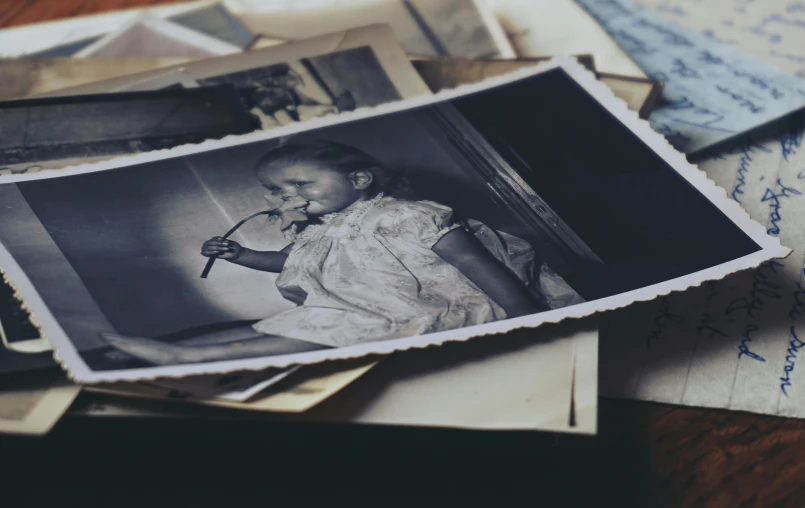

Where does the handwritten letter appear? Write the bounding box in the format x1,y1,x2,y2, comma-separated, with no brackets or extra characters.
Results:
634,0,805,79
575,0,805,154
600,122,805,416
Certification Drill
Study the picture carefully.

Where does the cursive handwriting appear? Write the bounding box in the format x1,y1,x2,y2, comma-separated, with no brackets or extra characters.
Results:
715,85,765,113
696,312,728,339
788,2,805,14
729,143,772,204
725,260,785,319
737,323,766,362
698,49,724,65
633,17,694,46
781,326,805,395
769,49,805,65
657,4,687,17
777,129,804,162
671,58,702,78
699,50,785,99
761,178,802,235
645,297,685,348
651,122,692,150
731,68,785,100
789,278,805,322
611,29,656,54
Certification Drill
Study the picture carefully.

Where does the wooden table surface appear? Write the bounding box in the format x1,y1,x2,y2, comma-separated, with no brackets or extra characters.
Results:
2,1,805,506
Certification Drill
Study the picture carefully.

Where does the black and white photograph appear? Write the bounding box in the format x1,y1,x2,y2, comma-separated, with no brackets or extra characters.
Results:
225,0,516,60
196,46,405,128
0,86,260,175
27,25,432,168
0,45,418,176
0,60,785,382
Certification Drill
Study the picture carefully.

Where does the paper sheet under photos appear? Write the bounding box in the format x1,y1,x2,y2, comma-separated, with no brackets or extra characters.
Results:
482,0,645,78
631,0,805,79
27,2,256,56
574,0,805,155
74,319,598,434
597,0,805,419
0,372,80,435
72,13,242,58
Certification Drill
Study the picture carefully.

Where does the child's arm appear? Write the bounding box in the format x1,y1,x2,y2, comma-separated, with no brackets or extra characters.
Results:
432,228,549,317
201,237,291,273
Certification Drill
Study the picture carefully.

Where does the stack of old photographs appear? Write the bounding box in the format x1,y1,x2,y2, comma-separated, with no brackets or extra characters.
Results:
0,0,790,436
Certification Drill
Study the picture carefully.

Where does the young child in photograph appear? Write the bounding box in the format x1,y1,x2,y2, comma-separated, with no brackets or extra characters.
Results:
102,141,582,365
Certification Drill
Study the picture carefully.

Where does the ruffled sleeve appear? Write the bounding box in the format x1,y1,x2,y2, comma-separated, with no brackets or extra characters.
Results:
373,200,460,249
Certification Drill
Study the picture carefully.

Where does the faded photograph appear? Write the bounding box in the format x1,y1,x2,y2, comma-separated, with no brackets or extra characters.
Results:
0,87,259,175
197,47,403,127
232,0,515,59
0,47,406,175
0,68,766,378
27,2,254,57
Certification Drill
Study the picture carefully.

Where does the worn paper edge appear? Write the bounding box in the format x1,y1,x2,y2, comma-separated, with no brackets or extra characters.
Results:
0,382,80,435
73,12,242,57
0,57,789,382
84,357,380,413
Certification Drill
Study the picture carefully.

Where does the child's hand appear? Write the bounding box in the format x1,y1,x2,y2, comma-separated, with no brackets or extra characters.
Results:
201,236,243,260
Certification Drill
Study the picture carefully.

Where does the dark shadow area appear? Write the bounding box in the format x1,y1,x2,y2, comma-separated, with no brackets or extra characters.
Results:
0,398,654,507
452,68,763,299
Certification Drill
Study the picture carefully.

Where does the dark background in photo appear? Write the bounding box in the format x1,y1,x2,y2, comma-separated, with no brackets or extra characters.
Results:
450,68,761,298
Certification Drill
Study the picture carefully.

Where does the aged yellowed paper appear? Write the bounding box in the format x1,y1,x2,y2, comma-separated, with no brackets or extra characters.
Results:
0,374,80,435
0,58,191,101
412,58,660,116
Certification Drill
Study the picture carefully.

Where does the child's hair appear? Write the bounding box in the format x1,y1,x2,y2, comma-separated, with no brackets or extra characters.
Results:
255,140,404,194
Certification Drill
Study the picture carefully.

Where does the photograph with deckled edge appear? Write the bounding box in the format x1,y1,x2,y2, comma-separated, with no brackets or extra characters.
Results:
0,60,787,382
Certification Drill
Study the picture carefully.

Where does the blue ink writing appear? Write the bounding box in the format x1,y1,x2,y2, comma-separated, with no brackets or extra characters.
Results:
671,58,701,79
777,129,804,162
698,50,725,65
761,178,802,235
716,85,764,113
737,323,766,362
789,280,805,322
729,143,772,204
645,297,685,348
781,326,805,395
632,17,694,46
696,312,727,339
611,29,656,55
725,260,784,319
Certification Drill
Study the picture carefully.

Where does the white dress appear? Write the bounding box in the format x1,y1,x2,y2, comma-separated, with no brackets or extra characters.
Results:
252,194,582,347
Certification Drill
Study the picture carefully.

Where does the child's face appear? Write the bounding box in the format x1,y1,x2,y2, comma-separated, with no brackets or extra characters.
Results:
257,162,369,216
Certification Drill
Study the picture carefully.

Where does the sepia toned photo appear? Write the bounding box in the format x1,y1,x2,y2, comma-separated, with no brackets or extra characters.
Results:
24,26,431,171
0,60,785,382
